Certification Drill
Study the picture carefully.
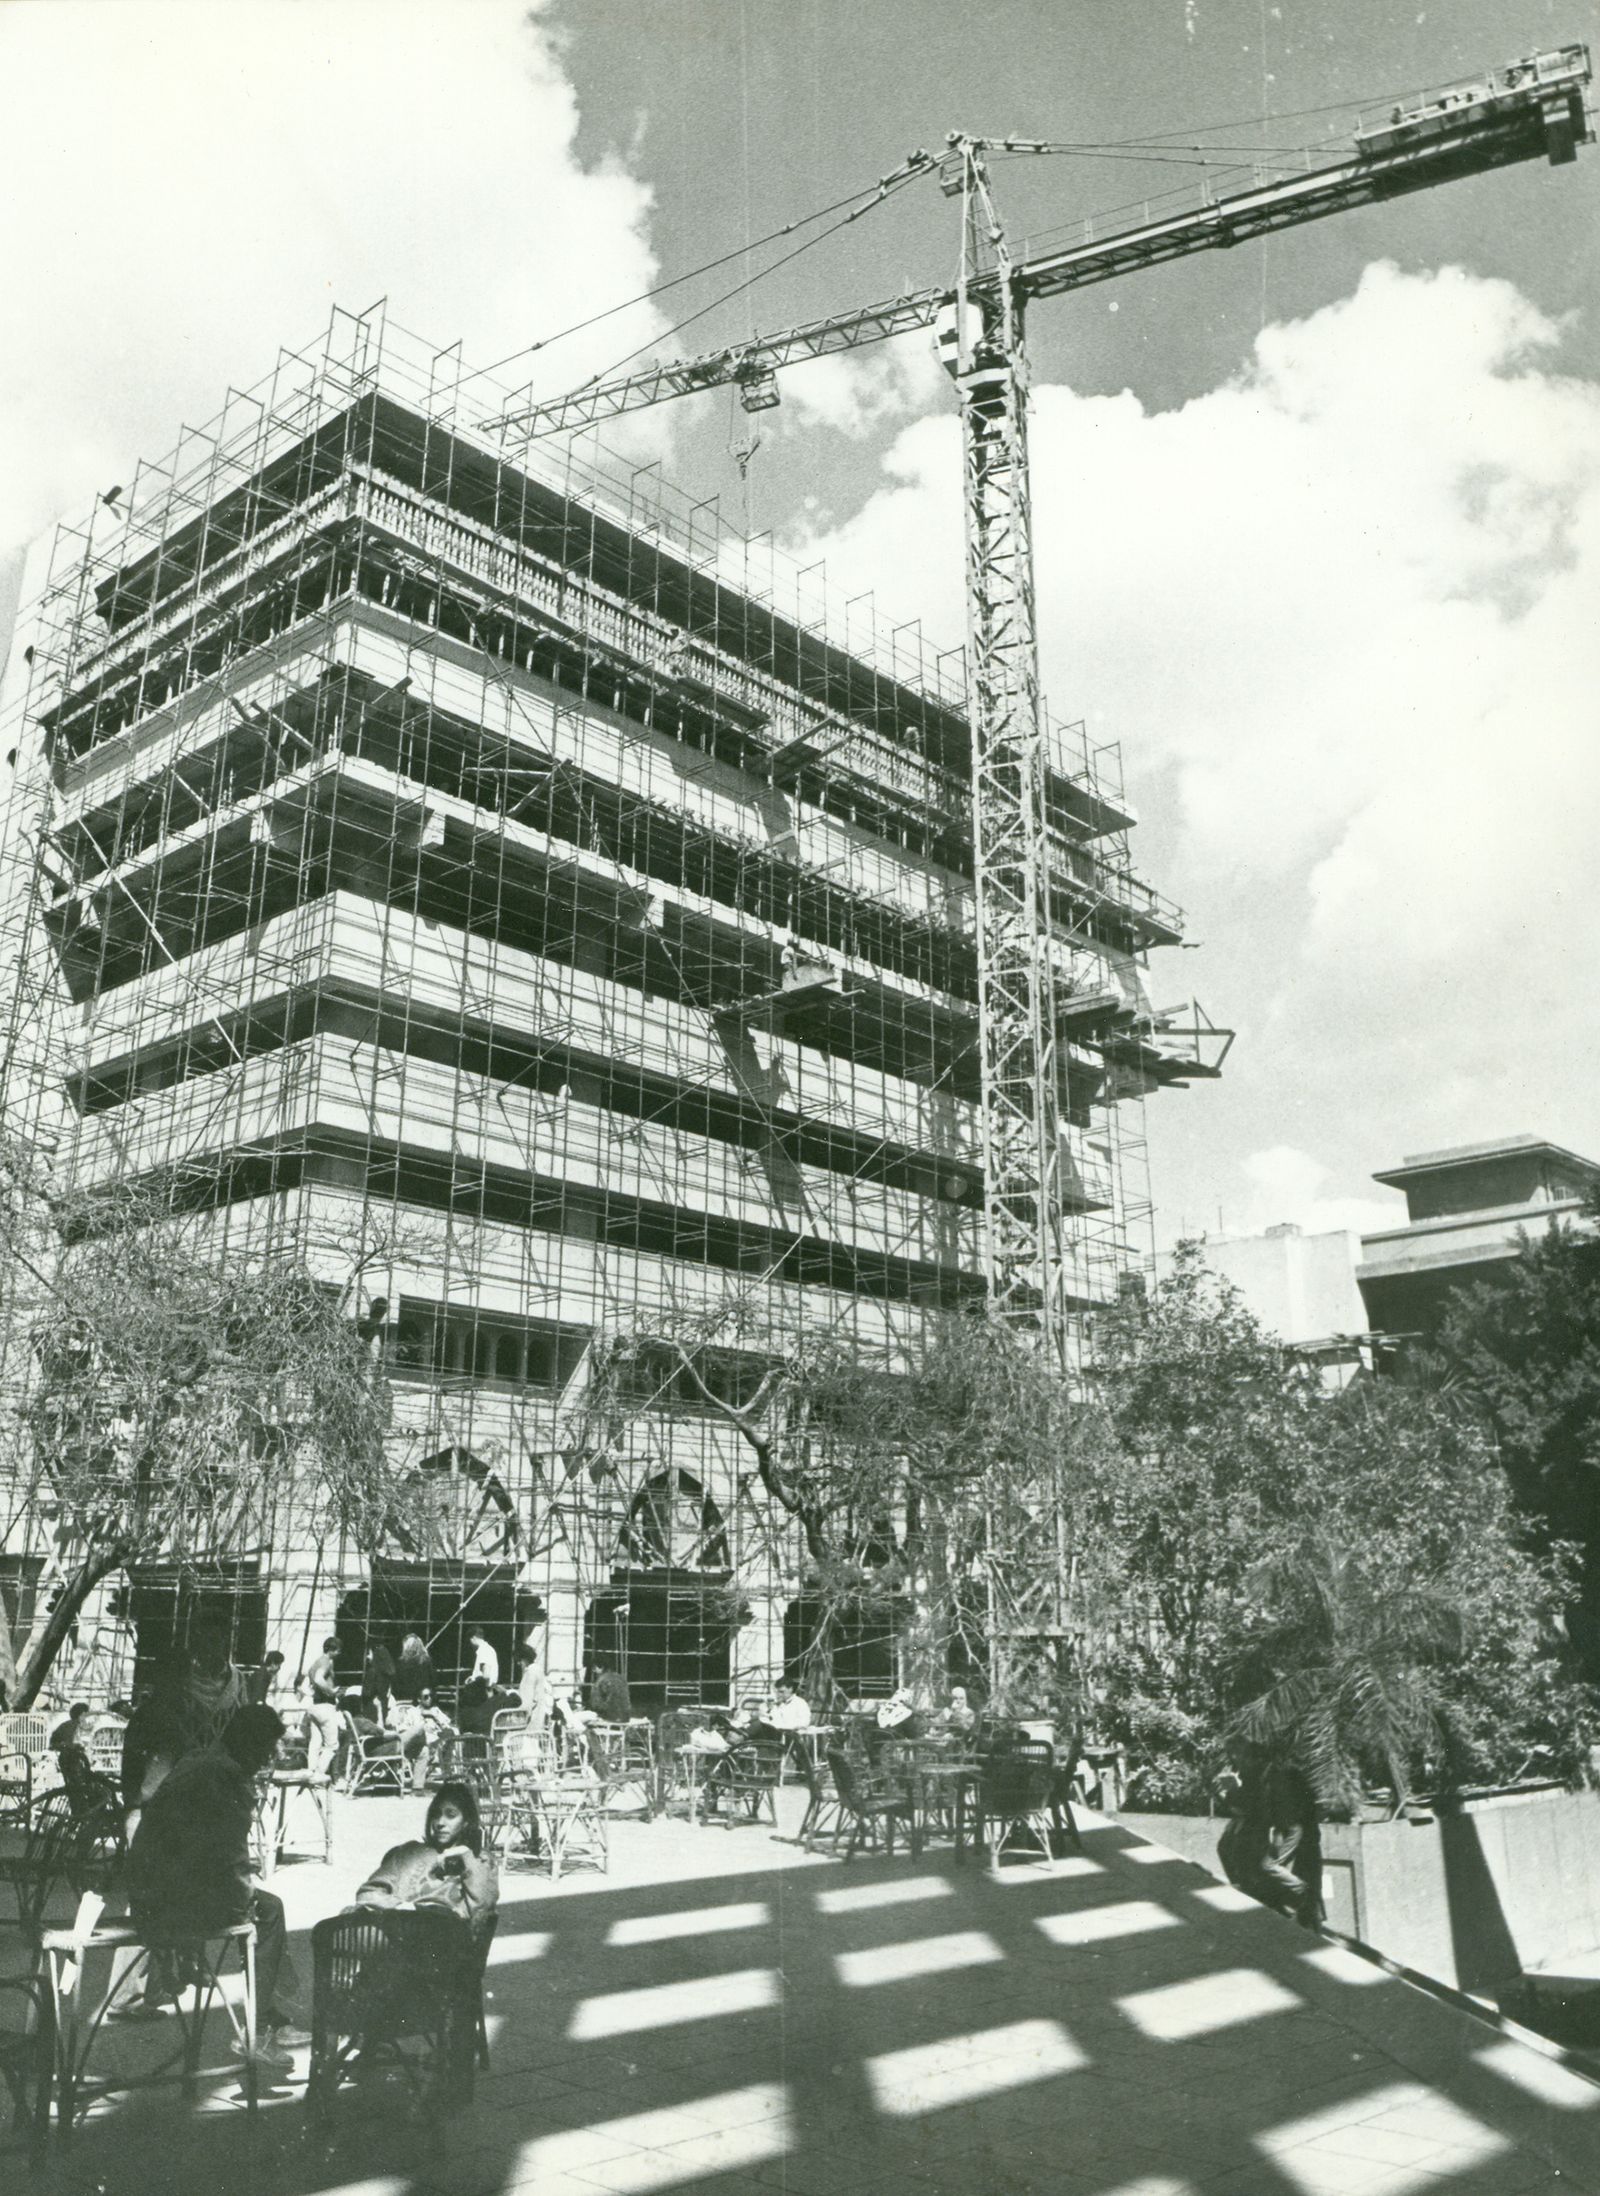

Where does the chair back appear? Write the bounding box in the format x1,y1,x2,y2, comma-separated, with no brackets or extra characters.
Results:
313,1906,469,2038
86,1722,126,1776
980,1752,1055,1816
827,1748,864,1812
0,1714,49,1763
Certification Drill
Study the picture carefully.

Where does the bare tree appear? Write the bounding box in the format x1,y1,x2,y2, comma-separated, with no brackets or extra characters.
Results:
0,1150,399,1705
571,1303,1108,1714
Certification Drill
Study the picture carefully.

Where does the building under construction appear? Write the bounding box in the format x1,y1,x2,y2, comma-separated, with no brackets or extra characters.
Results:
0,306,1217,1711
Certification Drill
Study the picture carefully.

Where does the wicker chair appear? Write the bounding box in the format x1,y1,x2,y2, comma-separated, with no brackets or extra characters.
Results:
307,1907,485,2123
977,1750,1060,1874
0,1748,33,1831
827,1749,915,1860
340,1715,406,1799
705,1739,784,1830
0,1792,123,1949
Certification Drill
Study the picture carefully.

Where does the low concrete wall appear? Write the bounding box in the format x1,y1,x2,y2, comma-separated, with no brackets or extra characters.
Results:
1120,1786,1600,1996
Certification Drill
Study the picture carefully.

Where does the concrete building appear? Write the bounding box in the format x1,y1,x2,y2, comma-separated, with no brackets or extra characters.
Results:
1356,1134,1600,1343
1197,1221,1375,1377
0,308,1212,1710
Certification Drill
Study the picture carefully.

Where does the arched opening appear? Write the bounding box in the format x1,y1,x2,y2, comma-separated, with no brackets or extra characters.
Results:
585,1470,735,1715
338,1447,539,1693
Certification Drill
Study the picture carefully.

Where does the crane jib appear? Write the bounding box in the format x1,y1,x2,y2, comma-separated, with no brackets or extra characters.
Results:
488,46,1591,444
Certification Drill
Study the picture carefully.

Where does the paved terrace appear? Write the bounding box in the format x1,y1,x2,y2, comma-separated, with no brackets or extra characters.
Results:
11,1790,1600,2196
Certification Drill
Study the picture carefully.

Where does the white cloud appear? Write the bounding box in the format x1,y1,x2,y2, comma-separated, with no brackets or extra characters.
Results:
1232,1145,1397,1239
785,262,1600,1218
774,331,946,438
0,0,668,557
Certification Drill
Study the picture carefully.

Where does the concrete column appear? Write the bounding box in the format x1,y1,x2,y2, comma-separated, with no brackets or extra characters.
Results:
730,1588,781,1701
541,1583,586,1697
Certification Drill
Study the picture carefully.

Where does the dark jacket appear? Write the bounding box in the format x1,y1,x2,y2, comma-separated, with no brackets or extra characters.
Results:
127,1745,258,1938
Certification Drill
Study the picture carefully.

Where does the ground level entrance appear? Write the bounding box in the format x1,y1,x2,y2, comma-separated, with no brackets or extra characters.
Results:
122,1561,269,1699
585,1577,735,1715
336,1562,543,1696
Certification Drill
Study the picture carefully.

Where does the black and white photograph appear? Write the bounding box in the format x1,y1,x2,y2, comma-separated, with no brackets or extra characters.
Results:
0,2,1598,2190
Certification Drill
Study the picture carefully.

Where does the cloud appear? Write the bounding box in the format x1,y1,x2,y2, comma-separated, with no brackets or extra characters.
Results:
774,332,946,439
1229,1145,1397,1240
0,0,668,559
784,262,1600,1218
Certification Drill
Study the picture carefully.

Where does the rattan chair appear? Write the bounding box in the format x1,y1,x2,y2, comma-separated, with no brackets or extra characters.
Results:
340,1715,406,1799
977,1751,1060,1874
827,1749,914,1860
307,1907,481,2122
705,1739,783,1830
0,1748,33,1831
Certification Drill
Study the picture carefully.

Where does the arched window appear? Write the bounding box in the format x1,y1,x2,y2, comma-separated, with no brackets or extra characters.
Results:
380,1447,521,1564
615,1470,729,1573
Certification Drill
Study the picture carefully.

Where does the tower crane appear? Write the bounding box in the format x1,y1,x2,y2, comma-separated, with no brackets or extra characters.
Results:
488,47,1592,1365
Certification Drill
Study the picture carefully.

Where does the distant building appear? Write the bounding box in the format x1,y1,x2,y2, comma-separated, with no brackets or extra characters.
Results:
1355,1135,1600,1344
1197,1222,1378,1380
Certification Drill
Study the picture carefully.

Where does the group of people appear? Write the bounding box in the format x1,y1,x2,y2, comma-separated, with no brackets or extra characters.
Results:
119,1698,501,2073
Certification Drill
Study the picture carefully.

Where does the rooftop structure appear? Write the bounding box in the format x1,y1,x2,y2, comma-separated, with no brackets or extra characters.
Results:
0,304,1215,1707
1358,1134,1600,1342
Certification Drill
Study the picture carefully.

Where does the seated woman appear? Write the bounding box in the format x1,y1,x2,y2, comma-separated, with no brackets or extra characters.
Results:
353,1782,500,1942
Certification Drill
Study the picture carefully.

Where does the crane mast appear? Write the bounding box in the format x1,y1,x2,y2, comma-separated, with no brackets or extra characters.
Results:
488,46,1592,1362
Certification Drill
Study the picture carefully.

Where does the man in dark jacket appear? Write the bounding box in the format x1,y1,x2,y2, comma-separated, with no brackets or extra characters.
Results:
127,1704,308,2066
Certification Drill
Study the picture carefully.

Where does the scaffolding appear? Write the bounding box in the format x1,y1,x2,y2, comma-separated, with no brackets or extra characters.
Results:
0,302,1218,1709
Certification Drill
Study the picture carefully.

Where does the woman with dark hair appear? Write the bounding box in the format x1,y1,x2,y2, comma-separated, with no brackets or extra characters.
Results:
353,1781,499,1940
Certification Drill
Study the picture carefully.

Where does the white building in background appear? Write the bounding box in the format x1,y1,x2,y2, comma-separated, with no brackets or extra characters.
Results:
1190,1222,1378,1380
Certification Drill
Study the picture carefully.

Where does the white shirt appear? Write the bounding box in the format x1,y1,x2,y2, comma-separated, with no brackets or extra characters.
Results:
764,1693,812,1731
470,1639,499,1687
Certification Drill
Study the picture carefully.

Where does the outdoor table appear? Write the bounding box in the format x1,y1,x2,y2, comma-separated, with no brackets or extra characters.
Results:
257,1768,333,1875
39,1916,259,2133
881,1742,980,1853
523,1777,609,1883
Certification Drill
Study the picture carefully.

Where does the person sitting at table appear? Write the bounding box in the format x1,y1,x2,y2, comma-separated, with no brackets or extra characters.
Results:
738,1679,813,1773
552,1689,597,1768
353,1781,499,1943
934,1685,977,1738
126,1704,309,2068
393,1689,459,1795
864,1686,922,1760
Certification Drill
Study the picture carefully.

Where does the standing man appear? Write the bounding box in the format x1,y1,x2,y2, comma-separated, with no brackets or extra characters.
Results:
303,1637,343,1779
361,1639,396,1727
467,1628,499,1689
126,1705,309,2069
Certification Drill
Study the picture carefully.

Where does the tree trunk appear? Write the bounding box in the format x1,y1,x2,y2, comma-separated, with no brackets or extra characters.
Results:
13,1548,129,1708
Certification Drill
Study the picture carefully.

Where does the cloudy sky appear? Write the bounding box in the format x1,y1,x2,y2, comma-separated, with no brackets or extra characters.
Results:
3,0,1596,1250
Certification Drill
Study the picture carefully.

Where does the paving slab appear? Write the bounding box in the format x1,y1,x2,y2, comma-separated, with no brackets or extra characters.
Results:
7,1795,1598,2195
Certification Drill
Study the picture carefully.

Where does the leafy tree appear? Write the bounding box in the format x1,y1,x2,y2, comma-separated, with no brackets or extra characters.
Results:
1228,1533,1464,1813
1435,1210,1600,1679
1082,1245,1592,1808
0,1155,397,1706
